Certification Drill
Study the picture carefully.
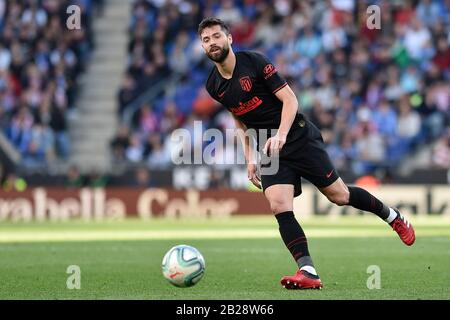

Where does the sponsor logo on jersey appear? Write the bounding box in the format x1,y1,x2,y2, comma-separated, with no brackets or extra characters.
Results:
239,76,252,92
230,96,262,116
263,64,277,79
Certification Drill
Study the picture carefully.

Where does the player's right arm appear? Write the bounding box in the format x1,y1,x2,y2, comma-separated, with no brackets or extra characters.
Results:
205,75,261,189
233,115,261,189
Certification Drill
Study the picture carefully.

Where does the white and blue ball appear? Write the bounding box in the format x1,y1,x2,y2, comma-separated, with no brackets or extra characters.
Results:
162,245,205,287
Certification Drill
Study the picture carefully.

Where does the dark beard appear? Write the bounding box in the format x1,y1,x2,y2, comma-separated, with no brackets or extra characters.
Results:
206,45,230,63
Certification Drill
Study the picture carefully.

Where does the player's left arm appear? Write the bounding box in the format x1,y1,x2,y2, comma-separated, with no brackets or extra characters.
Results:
251,52,298,156
263,84,298,156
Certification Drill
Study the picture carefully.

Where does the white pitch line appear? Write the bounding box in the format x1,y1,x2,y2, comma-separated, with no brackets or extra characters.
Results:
0,228,448,243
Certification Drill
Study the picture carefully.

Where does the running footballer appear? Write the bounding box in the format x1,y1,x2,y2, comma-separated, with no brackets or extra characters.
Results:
199,18,415,290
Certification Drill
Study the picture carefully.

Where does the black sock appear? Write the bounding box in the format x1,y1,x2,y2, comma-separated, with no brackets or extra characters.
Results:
347,186,390,220
275,211,314,269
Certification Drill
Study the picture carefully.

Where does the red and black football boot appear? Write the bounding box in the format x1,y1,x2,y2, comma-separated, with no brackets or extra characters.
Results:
280,270,323,290
390,208,415,246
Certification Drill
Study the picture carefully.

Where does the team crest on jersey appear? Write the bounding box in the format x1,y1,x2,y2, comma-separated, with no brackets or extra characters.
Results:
239,76,252,92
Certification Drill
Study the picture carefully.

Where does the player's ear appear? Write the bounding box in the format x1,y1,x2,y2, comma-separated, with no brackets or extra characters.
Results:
228,33,233,45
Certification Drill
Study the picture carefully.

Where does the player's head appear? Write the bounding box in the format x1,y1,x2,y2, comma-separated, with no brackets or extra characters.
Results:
198,17,232,63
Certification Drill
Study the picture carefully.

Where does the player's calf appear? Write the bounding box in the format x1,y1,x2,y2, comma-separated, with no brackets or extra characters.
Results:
322,181,416,246
320,178,350,206
325,191,350,206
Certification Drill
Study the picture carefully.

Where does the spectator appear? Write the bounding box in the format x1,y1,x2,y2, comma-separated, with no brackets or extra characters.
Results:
110,126,130,162
216,0,242,25
403,18,432,61
132,167,155,188
416,0,442,28
355,123,386,174
373,99,398,139
295,25,322,59
25,122,55,166
432,36,450,71
384,66,405,101
321,21,347,52
139,104,158,135
118,73,137,116
65,165,84,188
126,134,144,163
168,31,192,75
86,170,107,188
397,96,422,141
431,132,450,168
147,133,171,169
6,107,34,155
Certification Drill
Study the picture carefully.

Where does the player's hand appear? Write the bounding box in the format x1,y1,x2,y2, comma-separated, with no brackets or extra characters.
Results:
263,133,287,157
247,163,261,189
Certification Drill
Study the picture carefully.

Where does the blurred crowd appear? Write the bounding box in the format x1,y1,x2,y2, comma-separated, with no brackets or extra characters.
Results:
0,0,103,168
113,0,450,176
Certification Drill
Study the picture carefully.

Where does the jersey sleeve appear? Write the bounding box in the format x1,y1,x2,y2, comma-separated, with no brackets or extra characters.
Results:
205,84,217,101
251,52,287,94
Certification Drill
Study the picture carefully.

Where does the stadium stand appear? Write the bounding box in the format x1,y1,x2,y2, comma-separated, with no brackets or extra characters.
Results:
113,0,449,177
0,0,448,186
0,0,103,169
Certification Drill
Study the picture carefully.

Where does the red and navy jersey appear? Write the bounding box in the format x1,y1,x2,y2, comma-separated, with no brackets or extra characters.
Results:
205,51,307,151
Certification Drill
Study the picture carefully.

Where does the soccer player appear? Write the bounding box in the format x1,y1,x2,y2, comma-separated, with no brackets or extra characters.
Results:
199,18,415,290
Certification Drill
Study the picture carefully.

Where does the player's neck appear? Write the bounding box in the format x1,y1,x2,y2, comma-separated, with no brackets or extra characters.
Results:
216,51,236,80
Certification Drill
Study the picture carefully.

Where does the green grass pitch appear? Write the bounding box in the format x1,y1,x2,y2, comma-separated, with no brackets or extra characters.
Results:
0,216,449,299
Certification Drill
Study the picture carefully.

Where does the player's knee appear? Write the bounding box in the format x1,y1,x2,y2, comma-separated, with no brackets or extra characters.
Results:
269,199,291,214
328,190,350,206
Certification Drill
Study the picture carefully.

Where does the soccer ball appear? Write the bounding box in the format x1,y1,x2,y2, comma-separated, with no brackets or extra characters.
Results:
162,245,205,287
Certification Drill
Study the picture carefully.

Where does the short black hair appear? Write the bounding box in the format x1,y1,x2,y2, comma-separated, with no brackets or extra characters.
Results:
198,17,230,37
